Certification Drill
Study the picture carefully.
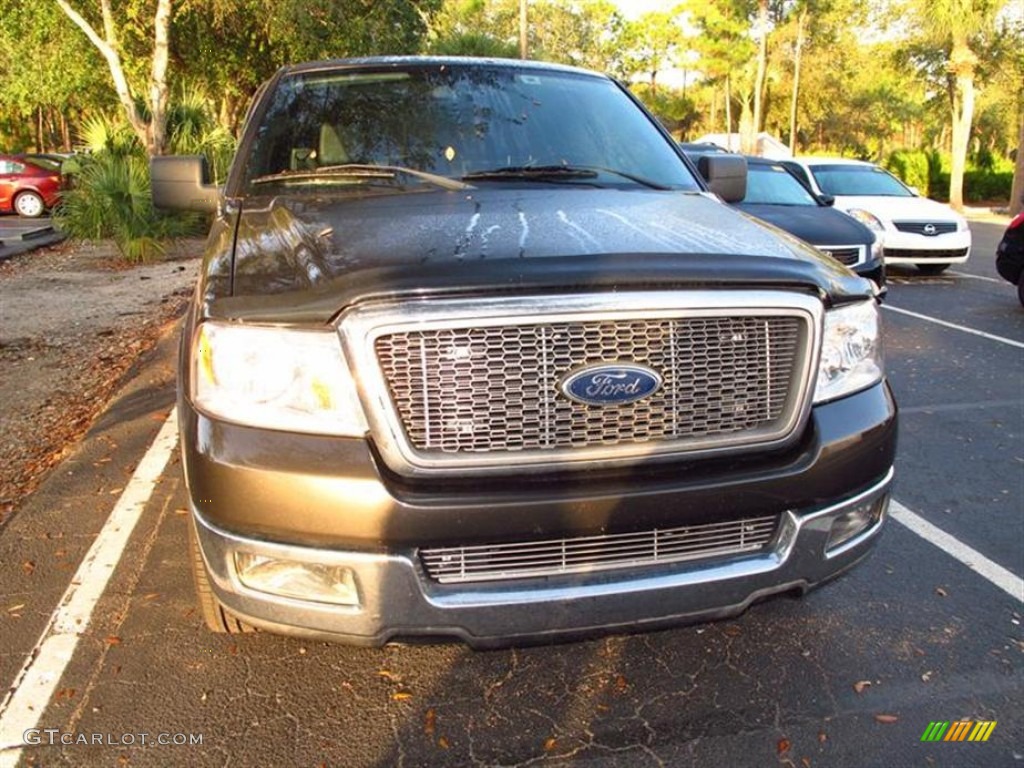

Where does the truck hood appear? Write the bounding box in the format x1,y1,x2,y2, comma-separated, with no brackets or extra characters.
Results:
201,187,869,323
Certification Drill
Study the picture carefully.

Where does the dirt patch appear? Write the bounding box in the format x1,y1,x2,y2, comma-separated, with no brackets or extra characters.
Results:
0,239,203,524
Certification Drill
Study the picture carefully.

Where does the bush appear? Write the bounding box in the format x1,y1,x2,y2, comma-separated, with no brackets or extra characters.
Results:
55,151,202,262
927,170,1012,204
885,149,931,196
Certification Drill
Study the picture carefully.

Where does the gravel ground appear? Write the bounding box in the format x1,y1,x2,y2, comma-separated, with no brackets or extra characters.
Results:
0,238,202,524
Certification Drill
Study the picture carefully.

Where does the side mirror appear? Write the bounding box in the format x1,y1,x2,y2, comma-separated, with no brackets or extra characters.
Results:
150,155,219,213
818,194,835,207
698,155,747,203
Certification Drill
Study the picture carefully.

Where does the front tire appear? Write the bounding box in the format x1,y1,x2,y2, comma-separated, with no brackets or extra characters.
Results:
917,263,951,276
189,517,256,634
13,191,45,218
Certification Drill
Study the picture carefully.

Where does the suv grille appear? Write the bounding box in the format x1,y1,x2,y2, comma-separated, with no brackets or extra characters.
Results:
421,515,778,583
345,293,820,474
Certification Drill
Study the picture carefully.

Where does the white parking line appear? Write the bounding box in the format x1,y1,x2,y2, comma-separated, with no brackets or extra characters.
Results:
890,500,1024,602
948,271,1003,284
883,304,1024,349
0,410,178,767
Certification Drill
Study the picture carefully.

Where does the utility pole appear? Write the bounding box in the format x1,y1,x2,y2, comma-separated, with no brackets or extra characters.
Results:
520,0,528,59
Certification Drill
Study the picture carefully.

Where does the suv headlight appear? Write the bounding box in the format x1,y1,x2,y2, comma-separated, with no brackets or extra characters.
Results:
191,322,367,436
814,300,883,403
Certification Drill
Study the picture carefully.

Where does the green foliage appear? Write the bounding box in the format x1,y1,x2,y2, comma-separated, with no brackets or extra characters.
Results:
930,169,1013,203
425,32,519,57
885,149,932,195
55,150,202,262
54,107,225,262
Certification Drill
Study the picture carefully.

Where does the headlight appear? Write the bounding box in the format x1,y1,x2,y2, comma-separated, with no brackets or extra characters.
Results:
870,235,884,262
814,300,883,403
192,322,367,436
847,208,884,232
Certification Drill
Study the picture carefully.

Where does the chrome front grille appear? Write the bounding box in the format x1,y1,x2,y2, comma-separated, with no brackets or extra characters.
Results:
817,245,863,266
421,516,778,583
376,317,801,453
343,292,820,475
893,221,957,236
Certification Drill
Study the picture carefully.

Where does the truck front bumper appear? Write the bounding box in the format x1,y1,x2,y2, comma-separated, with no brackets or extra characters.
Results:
185,380,897,647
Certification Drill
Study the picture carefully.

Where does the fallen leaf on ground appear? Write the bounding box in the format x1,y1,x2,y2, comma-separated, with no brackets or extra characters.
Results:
777,738,791,755
437,737,449,749
544,737,558,752
105,636,122,645
874,714,899,724
817,732,827,743
935,587,948,597
392,691,412,701
7,604,25,613
853,680,872,694
21,560,35,575
424,708,436,735
921,670,933,682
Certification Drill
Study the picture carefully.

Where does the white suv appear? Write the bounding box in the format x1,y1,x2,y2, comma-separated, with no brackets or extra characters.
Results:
783,157,971,275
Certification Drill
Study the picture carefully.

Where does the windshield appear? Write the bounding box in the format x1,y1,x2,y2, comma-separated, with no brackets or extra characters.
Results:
743,164,818,206
242,64,701,194
809,164,913,197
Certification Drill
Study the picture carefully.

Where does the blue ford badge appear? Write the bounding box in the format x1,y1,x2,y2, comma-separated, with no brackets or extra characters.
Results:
560,363,663,406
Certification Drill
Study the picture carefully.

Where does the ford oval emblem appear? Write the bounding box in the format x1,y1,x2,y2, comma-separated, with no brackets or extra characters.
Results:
560,363,663,406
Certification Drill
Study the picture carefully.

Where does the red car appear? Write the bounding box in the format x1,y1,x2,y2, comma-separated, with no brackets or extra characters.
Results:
0,153,64,217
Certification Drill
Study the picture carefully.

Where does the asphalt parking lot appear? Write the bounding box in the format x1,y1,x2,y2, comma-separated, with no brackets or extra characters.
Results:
0,217,1020,768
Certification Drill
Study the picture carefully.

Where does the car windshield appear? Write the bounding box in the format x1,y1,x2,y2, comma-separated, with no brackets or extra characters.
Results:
743,164,818,206
809,164,913,197
242,64,701,194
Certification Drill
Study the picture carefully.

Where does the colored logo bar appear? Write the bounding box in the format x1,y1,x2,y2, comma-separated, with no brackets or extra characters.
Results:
921,721,996,742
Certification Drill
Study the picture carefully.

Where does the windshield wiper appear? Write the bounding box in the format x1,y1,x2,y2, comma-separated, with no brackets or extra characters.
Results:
251,164,471,191
463,165,670,190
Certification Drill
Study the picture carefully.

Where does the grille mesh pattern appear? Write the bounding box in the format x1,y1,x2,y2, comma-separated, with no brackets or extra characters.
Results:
820,246,862,266
893,221,957,236
375,316,803,454
421,516,778,583
884,247,968,260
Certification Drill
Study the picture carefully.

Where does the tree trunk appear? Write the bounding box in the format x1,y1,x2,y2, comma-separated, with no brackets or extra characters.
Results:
148,0,173,155
725,76,733,150
519,0,528,59
789,8,806,156
948,39,976,211
739,94,755,154
1011,113,1024,217
60,112,71,152
752,0,769,151
55,0,174,157
35,107,44,152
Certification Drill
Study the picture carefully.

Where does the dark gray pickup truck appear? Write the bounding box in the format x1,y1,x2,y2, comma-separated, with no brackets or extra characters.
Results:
152,57,896,647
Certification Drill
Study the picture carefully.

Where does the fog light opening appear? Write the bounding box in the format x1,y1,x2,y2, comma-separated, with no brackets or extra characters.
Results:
234,553,360,606
826,497,886,553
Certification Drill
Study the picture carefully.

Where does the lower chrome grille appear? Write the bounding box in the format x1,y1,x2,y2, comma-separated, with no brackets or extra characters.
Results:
884,247,968,260
420,516,778,583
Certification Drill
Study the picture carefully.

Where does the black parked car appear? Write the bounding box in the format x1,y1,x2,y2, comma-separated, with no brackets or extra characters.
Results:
682,149,884,288
996,211,1024,306
151,57,895,647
